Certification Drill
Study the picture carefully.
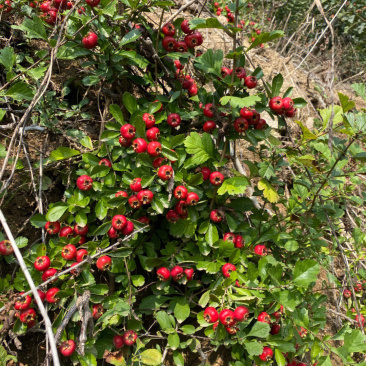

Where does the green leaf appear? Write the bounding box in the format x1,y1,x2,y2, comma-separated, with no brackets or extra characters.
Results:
293,259,320,287
220,95,261,109
271,74,284,97
275,349,286,366
156,311,172,330
123,92,137,114
45,203,68,221
246,321,270,338
295,120,317,141
15,236,28,249
292,97,307,108
49,147,80,161
246,30,284,51
351,83,366,101
257,178,279,203
184,132,215,166
180,325,196,334
168,333,180,350
30,213,47,228
198,291,210,308
205,223,219,245
338,92,355,113
172,351,184,366
80,136,93,150
119,29,141,47
109,104,125,124
101,0,117,16
131,275,145,287
244,342,263,356
217,176,249,196
0,110,5,122
169,219,197,238
174,298,190,323
104,351,126,366
14,16,48,40
344,329,366,353
189,17,224,31
319,106,343,129
57,43,90,60
2,82,34,101
91,221,112,236
139,349,162,366
194,49,223,77
0,47,15,71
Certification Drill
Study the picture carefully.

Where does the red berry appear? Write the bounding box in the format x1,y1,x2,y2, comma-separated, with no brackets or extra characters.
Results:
42,268,57,282
130,177,142,192
128,195,142,209
123,330,138,346
203,307,219,323
158,165,173,181
76,249,88,262
181,19,192,34
255,118,267,130
234,306,249,321
62,244,77,261
14,293,32,311
235,67,246,79
137,189,154,204
254,244,268,256
210,209,223,223
221,67,232,78
234,235,244,248
147,141,162,157
92,304,104,320
46,287,60,303
282,97,294,111
142,113,155,128
166,210,180,223
85,0,99,5
162,36,177,52
259,346,273,361
188,83,198,96
175,200,187,216
203,120,216,132
96,255,112,271
203,103,214,118
82,32,98,49
219,309,235,326
132,138,148,153
137,216,150,225
186,192,199,205
167,113,181,128
76,175,93,191
120,124,136,139
240,107,254,119
171,266,184,281
119,136,132,147
269,96,284,113
45,221,60,235
257,311,271,324
153,157,165,169
20,308,37,324
99,158,112,168
270,323,281,335
59,226,74,238
244,75,257,89
234,117,249,133
115,190,128,198
223,233,236,243
210,171,225,186
34,256,51,271
121,221,134,235
74,224,88,236
162,22,175,37
60,339,76,357
37,290,46,302
174,186,188,200
222,263,236,278
200,167,211,180
112,215,127,230
184,268,194,281
174,60,183,70
175,41,188,53
113,335,124,349
146,127,160,141
285,108,297,118
157,267,170,281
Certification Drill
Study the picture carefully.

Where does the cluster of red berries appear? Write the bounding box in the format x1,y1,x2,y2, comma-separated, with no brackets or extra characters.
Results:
223,232,244,248
161,20,203,53
157,266,194,282
45,220,87,245
269,96,297,117
0,0,12,12
113,330,138,348
174,60,198,96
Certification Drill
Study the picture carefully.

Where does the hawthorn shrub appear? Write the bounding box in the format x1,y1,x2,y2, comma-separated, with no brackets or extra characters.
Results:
1,0,366,365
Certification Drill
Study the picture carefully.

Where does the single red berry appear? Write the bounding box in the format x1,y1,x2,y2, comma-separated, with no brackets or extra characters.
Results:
158,165,173,181
186,192,199,205
234,117,249,133
119,136,132,147
203,307,219,323
34,256,51,271
285,108,297,118
142,113,155,128
132,138,148,153
85,0,100,6
162,36,177,52
184,268,194,281
121,221,134,235
244,75,257,89
225,324,238,334
123,330,138,346
210,171,225,186
203,103,214,118
62,244,77,261
257,311,271,324
130,177,142,192
46,287,60,303
74,224,88,236
201,167,211,180
259,346,273,361
210,209,223,223
76,175,93,191
175,200,187,216
203,120,216,133
282,97,294,111
269,96,284,113
120,124,136,139
153,157,165,169
175,41,188,53
181,19,193,34
270,323,281,335
223,233,236,243
222,263,236,278
355,283,363,292
254,244,268,256
234,235,244,248
99,158,112,168
255,119,267,130
219,309,235,326
174,60,183,70
20,308,37,324
188,83,198,96
113,335,124,349
298,326,307,337
221,67,232,79
157,267,170,281
234,306,250,322
343,289,352,298
356,314,365,327
92,304,104,320
240,107,254,119
115,190,128,198
59,340,76,357
82,32,98,49
167,113,181,128
37,290,46,302
174,186,188,200
14,293,32,311
45,221,60,235
235,67,246,79
147,141,162,157
162,22,175,37
76,249,88,262
128,195,142,209
146,127,160,141
137,216,150,225
96,256,112,271
112,215,127,230
171,266,184,281
166,210,180,223
59,226,74,238
42,268,57,282
137,189,154,204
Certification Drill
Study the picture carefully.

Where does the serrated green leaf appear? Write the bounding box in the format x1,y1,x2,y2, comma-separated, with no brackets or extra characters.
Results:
184,132,215,166
2,82,34,101
119,29,141,47
14,16,47,40
246,30,284,51
139,349,162,366
174,299,190,323
257,178,278,203
293,259,320,287
169,219,197,238
220,95,261,109
244,342,263,356
0,47,15,71
295,120,317,140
